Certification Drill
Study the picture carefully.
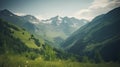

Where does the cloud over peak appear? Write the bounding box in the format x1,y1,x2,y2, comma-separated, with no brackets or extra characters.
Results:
74,0,120,21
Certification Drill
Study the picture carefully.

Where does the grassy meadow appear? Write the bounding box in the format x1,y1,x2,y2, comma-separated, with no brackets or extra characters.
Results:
0,55,120,67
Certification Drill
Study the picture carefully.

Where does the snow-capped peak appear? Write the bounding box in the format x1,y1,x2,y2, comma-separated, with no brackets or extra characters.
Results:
41,19,52,24
57,15,62,21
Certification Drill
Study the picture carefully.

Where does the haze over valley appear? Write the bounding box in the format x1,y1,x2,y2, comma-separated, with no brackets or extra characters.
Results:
0,0,120,67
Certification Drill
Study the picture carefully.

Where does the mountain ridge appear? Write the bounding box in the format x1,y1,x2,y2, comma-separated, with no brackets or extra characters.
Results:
62,7,120,62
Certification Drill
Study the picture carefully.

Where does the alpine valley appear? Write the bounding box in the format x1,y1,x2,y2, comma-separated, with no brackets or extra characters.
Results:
0,7,120,67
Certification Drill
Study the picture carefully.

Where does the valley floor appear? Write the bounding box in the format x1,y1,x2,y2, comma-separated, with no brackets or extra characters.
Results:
0,55,120,67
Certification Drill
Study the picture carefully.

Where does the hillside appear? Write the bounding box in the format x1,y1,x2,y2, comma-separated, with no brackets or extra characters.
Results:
0,19,78,66
62,7,120,62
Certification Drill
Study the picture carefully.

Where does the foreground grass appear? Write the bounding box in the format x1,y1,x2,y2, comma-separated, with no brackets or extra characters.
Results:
28,61,120,67
0,55,120,67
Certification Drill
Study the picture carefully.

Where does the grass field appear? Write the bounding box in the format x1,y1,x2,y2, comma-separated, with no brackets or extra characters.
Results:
0,55,120,67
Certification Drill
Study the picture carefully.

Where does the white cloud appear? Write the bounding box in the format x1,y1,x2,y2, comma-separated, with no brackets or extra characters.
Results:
14,13,44,20
35,15,44,20
74,0,120,21
14,12,26,16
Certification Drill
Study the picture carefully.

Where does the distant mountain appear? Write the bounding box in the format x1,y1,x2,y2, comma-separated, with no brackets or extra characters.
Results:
0,9,88,48
21,15,40,23
36,16,88,47
62,7,120,62
40,15,88,31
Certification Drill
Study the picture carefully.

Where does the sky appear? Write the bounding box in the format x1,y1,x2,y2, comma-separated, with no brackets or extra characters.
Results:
0,0,120,20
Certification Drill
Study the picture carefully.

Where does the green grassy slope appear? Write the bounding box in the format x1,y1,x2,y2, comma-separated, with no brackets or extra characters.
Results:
0,19,79,67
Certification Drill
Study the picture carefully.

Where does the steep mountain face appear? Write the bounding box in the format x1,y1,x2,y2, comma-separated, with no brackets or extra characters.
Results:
62,7,120,62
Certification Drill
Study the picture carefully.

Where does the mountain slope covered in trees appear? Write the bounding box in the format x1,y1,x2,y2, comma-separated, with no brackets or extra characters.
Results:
62,7,120,62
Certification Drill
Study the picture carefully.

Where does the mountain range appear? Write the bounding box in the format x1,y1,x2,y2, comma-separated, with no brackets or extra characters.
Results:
0,9,88,48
